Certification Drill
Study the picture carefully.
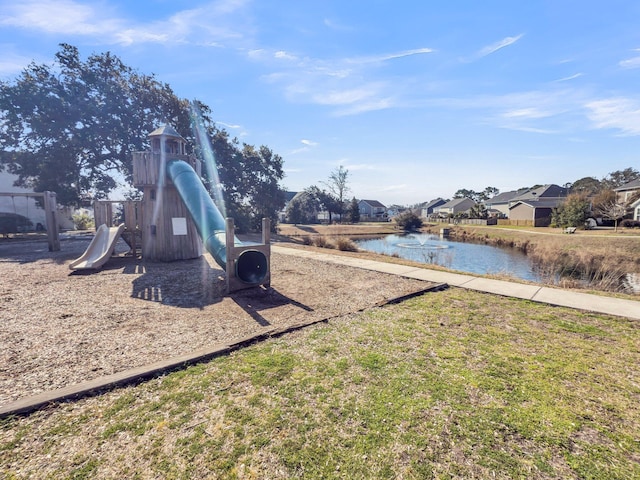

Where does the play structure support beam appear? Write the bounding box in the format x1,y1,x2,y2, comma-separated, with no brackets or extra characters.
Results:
43,192,60,251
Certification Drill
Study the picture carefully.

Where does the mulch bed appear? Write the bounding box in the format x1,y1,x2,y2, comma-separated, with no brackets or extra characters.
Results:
0,235,436,406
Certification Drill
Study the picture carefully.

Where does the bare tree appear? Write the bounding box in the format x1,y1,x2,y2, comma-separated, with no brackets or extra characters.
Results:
593,189,637,231
320,165,351,221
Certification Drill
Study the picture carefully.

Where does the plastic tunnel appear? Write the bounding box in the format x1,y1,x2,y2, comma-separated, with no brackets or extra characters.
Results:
166,159,268,285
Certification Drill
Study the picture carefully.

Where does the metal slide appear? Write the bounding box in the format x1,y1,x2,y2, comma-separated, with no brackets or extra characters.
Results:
69,224,125,270
166,159,268,285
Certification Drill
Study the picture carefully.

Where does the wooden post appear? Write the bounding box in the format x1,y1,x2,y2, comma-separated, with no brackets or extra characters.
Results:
43,191,60,251
261,218,271,289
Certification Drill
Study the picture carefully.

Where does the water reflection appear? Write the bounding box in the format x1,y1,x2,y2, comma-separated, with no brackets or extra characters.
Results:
356,233,538,282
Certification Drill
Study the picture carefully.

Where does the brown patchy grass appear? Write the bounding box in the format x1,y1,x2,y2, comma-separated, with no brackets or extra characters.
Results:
276,222,396,239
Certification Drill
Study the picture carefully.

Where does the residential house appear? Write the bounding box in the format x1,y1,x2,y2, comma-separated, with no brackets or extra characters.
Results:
615,179,640,203
483,189,526,218
420,198,447,218
508,200,561,227
507,184,569,226
359,199,387,221
628,198,640,221
435,197,475,217
615,179,640,220
278,191,298,222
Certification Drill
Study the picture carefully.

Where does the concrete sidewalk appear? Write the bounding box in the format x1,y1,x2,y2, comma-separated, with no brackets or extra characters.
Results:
273,245,640,320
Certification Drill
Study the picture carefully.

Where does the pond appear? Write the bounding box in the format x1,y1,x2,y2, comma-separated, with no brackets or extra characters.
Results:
356,233,539,282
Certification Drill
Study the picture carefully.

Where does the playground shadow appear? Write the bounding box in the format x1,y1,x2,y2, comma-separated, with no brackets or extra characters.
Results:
124,256,314,328
126,256,227,308
230,286,314,327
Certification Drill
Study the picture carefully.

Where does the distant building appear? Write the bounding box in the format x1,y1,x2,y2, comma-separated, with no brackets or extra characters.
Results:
615,179,640,203
421,198,447,218
435,197,475,217
507,184,569,226
0,172,76,231
278,191,299,222
359,199,387,220
483,190,527,218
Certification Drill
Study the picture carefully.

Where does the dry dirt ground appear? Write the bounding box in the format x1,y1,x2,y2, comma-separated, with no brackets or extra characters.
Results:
0,232,434,407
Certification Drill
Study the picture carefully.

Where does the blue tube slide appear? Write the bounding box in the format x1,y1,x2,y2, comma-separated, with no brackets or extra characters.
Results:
166,159,267,284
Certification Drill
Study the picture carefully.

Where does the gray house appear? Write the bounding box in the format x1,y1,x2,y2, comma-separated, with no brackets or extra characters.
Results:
435,197,476,217
359,199,387,220
505,184,569,226
421,198,447,218
508,199,560,227
483,189,526,218
615,179,640,203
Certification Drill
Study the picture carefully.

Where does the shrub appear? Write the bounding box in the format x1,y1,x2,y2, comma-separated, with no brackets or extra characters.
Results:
72,213,95,230
394,211,423,231
334,237,358,252
312,236,335,249
621,219,640,228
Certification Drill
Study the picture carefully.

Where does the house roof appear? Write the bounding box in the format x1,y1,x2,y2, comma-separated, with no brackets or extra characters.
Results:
485,189,526,204
360,199,386,208
439,197,475,208
511,184,568,202
423,198,446,209
284,191,298,202
615,179,640,191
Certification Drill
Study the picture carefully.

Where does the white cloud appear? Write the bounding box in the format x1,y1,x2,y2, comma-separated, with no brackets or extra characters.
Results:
381,184,408,192
619,50,640,68
498,125,557,134
346,48,434,65
216,121,242,129
323,18,353,32
274,50,298,61
333,97,394,116
478,34,524,57
0,0,250,46
585,98,640,135
554,73,583,82
0,0,122,35
311,84,384,106
252,45,433,115
502,107,552,119
301,139,318,146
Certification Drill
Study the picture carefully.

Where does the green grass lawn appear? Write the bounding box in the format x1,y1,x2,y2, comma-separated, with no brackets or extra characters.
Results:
2,288,639,479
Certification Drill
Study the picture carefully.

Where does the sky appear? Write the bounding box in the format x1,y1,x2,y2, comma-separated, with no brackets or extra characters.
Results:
2,0,640,206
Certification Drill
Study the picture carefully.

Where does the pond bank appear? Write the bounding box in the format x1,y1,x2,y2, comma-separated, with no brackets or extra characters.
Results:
422,224,640,294
276,223,640,296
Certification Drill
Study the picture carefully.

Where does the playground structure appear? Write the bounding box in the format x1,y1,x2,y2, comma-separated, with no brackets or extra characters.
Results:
0,191,60,251
73,124,270,293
